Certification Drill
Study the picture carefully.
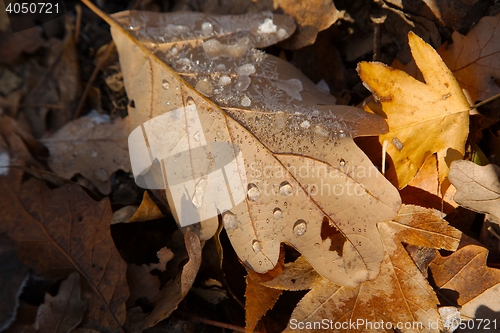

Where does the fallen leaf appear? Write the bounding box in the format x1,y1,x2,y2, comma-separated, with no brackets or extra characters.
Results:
126,228,202,331
41,111,132,194
273,0,339,49
34,272,87,333
245,249,284,333
0,177,129,332
0,26,43,64
0,237,29,332
83,4,403,287
265,205,461,332
129,191,164,222
449,160,500,223
430,244,500,326
358,31,470,191
438,12,500,102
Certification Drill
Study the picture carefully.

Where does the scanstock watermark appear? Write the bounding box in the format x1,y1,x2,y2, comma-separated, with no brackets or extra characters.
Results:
128,104,248,227
288,318,441,331
2,0,78,32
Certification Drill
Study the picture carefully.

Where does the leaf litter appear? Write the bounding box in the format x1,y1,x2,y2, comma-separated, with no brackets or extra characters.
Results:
3,1,500,332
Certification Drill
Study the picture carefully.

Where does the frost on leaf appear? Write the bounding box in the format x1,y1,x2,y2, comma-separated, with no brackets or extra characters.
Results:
107,9,401,286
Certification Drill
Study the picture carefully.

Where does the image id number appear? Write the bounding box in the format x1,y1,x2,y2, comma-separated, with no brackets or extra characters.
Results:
5,2,59,14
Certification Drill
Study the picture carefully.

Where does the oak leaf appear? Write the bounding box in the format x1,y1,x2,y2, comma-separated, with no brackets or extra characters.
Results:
438,12,500,102
34,272,87,333
0,177,129,332
264,205,461,332
448,160,500,223
430,244,500,327
358,31,470,191
84,3,402,287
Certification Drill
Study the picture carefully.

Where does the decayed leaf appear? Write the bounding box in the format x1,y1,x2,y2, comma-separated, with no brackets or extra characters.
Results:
430,245,500,324
438,12,500,102
41,111,132,194
83,2,402,287
126,229,201,331
34,272,87,333
273,0,339,49
358,31,470,191
449,160,500,223
265,205,461,332
0,177,129,332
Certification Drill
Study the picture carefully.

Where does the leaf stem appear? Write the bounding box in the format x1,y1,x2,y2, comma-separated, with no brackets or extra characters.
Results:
470,92,500,109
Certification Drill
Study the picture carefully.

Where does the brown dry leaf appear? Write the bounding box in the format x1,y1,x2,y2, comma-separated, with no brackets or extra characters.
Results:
273,0,339,49
430,244,500,326
265,205,461,333
83,3,401,287
129,191,164,222
126,228,202,331
41,112,132,194
358,31,470,192
0,177,129,332
22,18,81,137
34,272,87,333
448,160,500,223
0,237,29,332
0,26,43,63
438,12,500,102
245,249,284,333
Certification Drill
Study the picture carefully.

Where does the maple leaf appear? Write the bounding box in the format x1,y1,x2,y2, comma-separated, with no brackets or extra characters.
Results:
264,205,461,333
430,244,500,327
438,12,500,102
83,1,401,287
448,160,500,223
358,31,470,192
0,177,129,332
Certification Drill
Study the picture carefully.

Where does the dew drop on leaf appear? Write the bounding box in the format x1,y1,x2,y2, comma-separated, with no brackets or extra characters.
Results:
247,183,261,201
222,211,238,231
252,240,261,253
279,181,293,196
241,96,251,107
193,131,201,142
201,22,213,35
186,96,196,106
218,75,231,86
273,207,282,220
162,79,170,90
339,158,346,167
192,178,207,209
293,220,307,236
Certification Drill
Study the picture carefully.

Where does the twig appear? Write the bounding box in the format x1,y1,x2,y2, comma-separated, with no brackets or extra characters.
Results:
74,4,82,44
471,92,500,109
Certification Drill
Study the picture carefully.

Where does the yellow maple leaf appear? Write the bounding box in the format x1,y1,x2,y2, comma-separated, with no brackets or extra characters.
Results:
358,31,470,192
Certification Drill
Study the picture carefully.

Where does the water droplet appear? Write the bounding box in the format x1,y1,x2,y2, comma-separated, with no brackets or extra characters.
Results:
162,79,170,90
186,96,196,105
201,21,213,35
279,181,293,196
314,242,320,247
195,78,213,97
222,211,238,231
339,158,346,167
247,183,260,201
192,178,207,209
218,75,231,86
252,240,261,253
236,75,251,91
273,208,282,220
193,131,201,142
129,25,140,31
293,220,307,236
241,96,251,107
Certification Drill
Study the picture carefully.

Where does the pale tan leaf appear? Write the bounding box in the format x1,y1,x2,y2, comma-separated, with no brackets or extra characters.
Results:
34,272,87,333
84,3,401,286
449,160,500,223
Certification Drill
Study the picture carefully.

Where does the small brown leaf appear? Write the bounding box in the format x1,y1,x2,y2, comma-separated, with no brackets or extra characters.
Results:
0,177,129,332
430,244,500,323
34,272,87,333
